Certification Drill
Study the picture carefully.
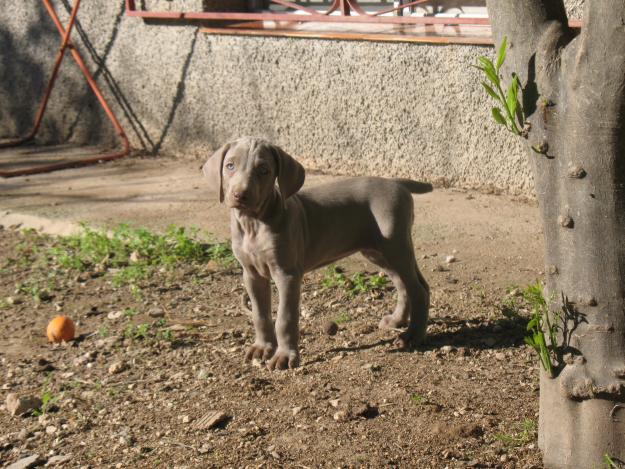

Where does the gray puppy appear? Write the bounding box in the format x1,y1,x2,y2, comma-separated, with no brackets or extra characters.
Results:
203,137,431,370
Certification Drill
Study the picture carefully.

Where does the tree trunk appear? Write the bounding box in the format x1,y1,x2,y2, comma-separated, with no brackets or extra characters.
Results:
485,1,625,467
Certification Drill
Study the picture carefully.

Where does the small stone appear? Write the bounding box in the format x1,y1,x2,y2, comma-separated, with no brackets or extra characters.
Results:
45,425,57,435
6,296,22,306
547,265,558,275
148,308,165,318
6,394,42,417
445,255,456,264
107,310,124,320
291,406,303,416
181,415,191,424
193,411,229,430
108,361,128,375
328,399,340,408
323,321,339,336
6,455,44,469
333,410,349,422
197,369,211,380
46,455,71,466
494,352,506,361
441,345,455,353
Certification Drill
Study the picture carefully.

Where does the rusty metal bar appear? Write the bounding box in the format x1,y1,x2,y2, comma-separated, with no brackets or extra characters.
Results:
0,0,130,178
125,0,490,26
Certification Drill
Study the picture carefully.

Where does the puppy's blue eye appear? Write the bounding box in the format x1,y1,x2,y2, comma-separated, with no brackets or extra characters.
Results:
225,162,235,171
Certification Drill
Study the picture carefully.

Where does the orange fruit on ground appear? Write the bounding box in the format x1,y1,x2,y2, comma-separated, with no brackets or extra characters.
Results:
46,315,76,343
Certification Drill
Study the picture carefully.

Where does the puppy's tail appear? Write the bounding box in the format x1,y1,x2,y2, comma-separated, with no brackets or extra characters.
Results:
395,179,434,194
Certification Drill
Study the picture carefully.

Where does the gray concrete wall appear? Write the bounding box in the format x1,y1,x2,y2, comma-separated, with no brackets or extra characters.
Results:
0,1,584,196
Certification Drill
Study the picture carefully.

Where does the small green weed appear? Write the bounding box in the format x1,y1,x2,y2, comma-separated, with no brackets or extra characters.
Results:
123,307,138,319
124,323,151,340
604,454,622,469
494,418,537,447
33,377,60,416
334,312,352,325
523,282,560,377
474,36,525,136
322,265,390,297
410,394,426,405
156,328,174,342
98,326,110,338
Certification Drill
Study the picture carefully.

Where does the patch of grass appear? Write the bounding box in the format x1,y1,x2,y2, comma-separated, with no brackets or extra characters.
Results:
322,265,390,297
494,418,536,447
410,394,426,405
124,323,151,340
15,281,52,304
98,326,110,338
42,223,236,288
123,307,138,319
156,328,174,342
33,377,60,416
334,312,352,325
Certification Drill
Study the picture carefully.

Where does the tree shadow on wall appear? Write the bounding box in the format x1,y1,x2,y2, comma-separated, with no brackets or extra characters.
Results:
58,0,201,155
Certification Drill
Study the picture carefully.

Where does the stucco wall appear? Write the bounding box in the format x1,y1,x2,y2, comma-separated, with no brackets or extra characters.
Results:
0,1,584,195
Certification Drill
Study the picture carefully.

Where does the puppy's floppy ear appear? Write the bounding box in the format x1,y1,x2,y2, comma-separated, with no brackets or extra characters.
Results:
203,143,230,203
271,144,305,199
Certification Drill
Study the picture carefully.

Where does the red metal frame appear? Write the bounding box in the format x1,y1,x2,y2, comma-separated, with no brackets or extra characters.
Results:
124,0,490,26
0,0,130,178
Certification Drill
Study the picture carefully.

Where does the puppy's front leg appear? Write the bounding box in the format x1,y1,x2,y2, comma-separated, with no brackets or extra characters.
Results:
268,272,302,370
243,269,277,362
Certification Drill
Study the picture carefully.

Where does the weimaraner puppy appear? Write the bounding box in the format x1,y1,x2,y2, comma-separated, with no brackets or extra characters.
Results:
203,137,431,370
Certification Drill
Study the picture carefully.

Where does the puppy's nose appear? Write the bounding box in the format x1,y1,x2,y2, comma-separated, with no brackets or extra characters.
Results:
233,191,248,202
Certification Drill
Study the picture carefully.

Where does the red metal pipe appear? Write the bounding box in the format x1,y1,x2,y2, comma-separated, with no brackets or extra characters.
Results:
0,0,130,178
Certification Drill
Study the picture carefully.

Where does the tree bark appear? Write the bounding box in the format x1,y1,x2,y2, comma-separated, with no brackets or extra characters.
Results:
486,1,625,467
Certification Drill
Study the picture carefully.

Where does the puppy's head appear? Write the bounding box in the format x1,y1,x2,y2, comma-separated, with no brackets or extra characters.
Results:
203,137,305,215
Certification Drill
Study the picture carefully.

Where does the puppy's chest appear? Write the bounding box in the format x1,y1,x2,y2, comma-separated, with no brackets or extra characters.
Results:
233,234,276,277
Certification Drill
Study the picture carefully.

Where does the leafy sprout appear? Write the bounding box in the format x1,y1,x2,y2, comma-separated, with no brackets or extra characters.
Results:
474,36,525,136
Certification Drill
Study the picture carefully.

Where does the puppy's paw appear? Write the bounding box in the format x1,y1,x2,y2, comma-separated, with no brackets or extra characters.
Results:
245,342,276,362
267,349,299,371
395,328,426,349
378,314,408,330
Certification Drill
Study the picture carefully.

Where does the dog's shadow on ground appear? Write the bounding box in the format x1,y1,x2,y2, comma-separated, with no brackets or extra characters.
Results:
316,314,530,363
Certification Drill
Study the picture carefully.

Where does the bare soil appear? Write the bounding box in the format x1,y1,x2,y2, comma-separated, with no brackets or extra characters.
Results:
0,221,545,469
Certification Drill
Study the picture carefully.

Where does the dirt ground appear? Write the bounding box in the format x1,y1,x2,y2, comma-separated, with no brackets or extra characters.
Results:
0,155,547,468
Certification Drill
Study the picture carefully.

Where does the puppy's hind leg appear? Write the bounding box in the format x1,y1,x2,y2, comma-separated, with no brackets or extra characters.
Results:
364,247,429,347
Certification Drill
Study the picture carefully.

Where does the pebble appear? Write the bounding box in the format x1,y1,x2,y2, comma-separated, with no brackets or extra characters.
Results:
108,361,128,375
193,411,228,430
6,393,42,417
6,455,43,469
333,410,349,422
6,296,22,306
45,425,57,435
47,455,72,466
441,345,455,353
148,308,165,318
197,369,211,380
445,255,457,264
291,406,303,416
107,310,124,320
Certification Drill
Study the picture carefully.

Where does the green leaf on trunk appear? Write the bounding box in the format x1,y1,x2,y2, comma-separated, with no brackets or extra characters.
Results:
496,36,508,72
492,107,507,126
